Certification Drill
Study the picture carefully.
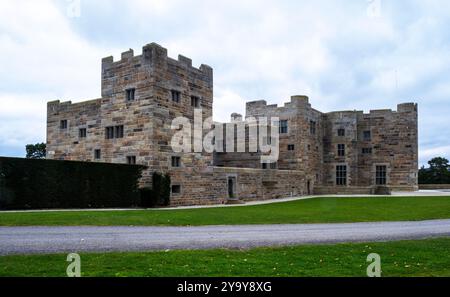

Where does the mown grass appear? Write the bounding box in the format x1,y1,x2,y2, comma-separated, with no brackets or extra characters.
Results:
1,238,449,277
0,196,449,227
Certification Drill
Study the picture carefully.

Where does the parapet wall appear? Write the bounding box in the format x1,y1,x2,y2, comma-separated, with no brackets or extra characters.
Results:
101,43,213,80
169,166,308,206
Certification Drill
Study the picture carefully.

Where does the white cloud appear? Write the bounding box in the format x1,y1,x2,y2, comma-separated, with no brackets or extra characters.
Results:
0,0,449,165
420,146,450,166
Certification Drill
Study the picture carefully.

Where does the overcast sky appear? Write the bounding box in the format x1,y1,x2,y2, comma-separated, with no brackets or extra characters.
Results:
0,0,449,166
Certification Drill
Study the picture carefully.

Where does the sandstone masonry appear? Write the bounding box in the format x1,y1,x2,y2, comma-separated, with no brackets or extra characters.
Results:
47,43,418,206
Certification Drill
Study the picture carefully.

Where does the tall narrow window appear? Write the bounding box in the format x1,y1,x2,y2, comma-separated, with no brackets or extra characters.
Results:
79,128,87,138
171,90,181,103
363,130,371,141
376,165,387,185
309,120,316,135
338,129,345,136
191,96,200,107
279,120,288,134
94,149,101,160
337,144,345,156
115,125,124,138
60,120,68,129
126,88,135,101
127,156,136,165
105,127,114,139
171,156,181,167
336,165,347,186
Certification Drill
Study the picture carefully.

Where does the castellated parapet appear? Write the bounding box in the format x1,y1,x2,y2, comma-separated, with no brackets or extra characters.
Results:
47,43,418,206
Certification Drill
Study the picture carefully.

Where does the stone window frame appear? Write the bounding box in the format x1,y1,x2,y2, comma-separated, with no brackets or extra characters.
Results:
170,155,182,168
171,184,182,196
337,144,345,157
115,125,124,138
126,155,137,165
309,120,316,135
105,125,124,140
287,144,295,151
190,95,201,108
262,162,277,170
171,90,181,103
94,149,101,160
60,120,68,130
79,127,87,139
363,130,372,141
372,163,390,186
337,128,345,137
226,174,238,199
279,120,288,134
362,147,373,154
125,88,136,102
335,163,348,186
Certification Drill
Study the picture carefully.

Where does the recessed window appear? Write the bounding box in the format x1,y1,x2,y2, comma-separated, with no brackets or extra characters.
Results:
309,120,316,135
279,120,288,134
288,144,295,151
171,185,181,194
337,144,345,156
171,90,181,103
79,128,87,138
336,165,347,186
171,156,181,167
376,165,387,185
363,130,371,141
127,156,136,165
362,148,372,154
338,129,345,137
126,88,135,101
262,162,277,169
105,125,124,139
191,96,200,107
94,149,101,160
105,127,114,139
115,125,124,138
60,120,68,129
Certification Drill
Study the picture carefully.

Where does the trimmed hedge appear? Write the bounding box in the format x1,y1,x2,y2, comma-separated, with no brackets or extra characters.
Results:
0,157,146,210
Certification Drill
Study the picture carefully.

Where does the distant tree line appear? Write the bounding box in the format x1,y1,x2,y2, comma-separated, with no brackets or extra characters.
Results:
26,143,46,159
419,157,450,184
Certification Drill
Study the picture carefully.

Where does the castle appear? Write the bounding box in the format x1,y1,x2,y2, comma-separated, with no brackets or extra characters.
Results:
46,43,418,206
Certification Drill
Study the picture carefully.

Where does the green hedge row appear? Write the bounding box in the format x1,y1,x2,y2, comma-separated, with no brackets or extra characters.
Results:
0,157,147,210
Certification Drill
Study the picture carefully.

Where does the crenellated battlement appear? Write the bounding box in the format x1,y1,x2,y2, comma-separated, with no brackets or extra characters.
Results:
245,95,312,117
101,42,213,76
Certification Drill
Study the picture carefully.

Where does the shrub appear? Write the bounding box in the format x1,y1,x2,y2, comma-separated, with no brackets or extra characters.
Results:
0,157,146,210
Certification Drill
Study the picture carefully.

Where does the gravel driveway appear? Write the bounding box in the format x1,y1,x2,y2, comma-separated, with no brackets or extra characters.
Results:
1,219,450,255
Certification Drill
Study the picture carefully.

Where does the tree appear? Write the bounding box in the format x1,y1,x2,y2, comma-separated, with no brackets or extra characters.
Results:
25,143,46,159
418,157,450,184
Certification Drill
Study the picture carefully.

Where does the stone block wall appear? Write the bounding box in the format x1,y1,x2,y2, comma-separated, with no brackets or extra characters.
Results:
169,166,307,206
47,42,419,207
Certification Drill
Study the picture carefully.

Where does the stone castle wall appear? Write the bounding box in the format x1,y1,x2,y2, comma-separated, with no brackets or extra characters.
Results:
47,42,418,206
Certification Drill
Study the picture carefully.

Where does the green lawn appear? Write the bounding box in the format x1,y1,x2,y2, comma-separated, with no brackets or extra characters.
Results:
1,238,449,277
0,196,449,227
